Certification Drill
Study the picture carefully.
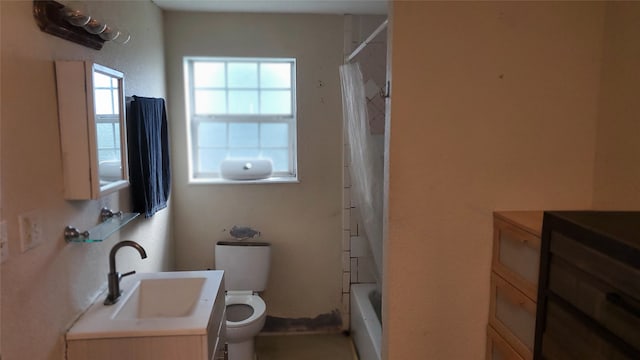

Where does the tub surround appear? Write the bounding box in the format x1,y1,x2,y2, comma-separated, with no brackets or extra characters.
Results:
341,15,388,335
351,283,381,360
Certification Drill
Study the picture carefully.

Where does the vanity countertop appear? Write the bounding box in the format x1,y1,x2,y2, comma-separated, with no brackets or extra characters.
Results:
67,270,224,340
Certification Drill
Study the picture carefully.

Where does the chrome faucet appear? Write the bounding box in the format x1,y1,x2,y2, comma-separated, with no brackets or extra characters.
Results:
104,240,147,305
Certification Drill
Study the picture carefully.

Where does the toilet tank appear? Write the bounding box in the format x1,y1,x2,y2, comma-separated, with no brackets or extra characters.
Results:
215,241,271,292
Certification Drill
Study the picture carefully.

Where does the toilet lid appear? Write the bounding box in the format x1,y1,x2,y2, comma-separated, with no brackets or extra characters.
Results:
225,293,266,328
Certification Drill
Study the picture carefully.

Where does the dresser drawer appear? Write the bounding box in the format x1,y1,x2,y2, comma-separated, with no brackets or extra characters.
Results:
542,300,633,360
487,325,524,360
548,256,640,350
550,231,640,301
490,273,536,360
493,217,541,301
534,211,640,359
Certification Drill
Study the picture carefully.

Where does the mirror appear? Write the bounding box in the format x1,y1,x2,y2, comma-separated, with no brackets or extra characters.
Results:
90,64,128,195
56,61,129,200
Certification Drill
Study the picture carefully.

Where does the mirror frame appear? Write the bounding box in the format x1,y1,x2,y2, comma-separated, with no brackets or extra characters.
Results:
87,63,129,197
56,61,129,200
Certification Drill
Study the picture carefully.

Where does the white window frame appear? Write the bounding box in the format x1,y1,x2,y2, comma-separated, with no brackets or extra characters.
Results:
184,57,298,184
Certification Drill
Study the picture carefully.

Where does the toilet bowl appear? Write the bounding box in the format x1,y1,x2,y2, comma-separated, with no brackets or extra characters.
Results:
225,292,267,359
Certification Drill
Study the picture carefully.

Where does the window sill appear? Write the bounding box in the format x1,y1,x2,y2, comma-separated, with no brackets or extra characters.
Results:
189,176,300,185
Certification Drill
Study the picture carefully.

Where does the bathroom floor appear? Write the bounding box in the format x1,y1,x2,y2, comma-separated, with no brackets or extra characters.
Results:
255,333,357,360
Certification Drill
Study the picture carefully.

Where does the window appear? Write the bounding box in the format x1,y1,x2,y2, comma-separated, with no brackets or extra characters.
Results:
184,57,297,182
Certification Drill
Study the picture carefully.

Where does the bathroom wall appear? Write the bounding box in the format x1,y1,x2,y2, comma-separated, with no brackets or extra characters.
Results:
592,2,640,210
0,2,171,359
163,12,345,326
385,2,604,359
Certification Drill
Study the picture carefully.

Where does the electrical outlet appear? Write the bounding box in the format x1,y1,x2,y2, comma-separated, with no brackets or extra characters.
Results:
0,220,8,263
19,210,44,252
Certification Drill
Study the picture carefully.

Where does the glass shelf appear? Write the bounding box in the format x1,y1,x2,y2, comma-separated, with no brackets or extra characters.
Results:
65,212,139,243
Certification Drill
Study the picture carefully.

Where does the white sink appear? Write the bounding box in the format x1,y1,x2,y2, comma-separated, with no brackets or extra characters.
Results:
114,277,206,319
67,271,224,340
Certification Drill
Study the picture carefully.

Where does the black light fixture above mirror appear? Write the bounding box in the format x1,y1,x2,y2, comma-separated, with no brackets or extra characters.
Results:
33,0,130,50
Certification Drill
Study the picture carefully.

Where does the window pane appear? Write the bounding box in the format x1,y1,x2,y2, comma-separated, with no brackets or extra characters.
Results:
112,90,119,114
261,149,289,172
229,90,258,114
198,149,227,173
260,63,291,88
98,149,119,162
229,149,260,158
260,123,288,147
195,90,226,114
93,72,112,87
229,123,259,148
194,62,225,88
198,122,227,147
95,89,114,115
228,62,258,88
97,123,115,148
260,90,291,115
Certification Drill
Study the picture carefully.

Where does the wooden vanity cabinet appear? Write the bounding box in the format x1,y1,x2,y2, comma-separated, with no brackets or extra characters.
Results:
67,277,226,360
487,211,543,360
534,211,640,360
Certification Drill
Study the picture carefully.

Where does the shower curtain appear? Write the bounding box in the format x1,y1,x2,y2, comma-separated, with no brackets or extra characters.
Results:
339,63,383,284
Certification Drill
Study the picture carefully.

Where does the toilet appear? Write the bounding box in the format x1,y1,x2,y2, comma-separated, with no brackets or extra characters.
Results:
215,240,271,360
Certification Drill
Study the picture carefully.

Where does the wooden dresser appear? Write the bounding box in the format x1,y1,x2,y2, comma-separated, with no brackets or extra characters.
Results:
487,211,543,360
534,211,640,359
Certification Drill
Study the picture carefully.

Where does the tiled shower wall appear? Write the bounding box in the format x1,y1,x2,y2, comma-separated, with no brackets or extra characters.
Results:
341,14,388,330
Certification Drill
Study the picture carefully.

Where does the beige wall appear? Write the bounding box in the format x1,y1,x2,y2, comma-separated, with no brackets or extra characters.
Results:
0,1,171,359
164,12,344,320
385,2,604,359
593,2,640,209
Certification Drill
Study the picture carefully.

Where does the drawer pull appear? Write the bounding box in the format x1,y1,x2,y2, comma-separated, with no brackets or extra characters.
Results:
606,292,640,318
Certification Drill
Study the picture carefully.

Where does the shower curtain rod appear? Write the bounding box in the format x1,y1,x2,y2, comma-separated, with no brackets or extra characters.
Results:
345,19,388,63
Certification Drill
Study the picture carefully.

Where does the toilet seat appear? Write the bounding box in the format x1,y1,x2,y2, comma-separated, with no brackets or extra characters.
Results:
225,292,266,328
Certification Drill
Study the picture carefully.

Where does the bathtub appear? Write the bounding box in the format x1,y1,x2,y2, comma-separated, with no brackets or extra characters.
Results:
351,283,382,360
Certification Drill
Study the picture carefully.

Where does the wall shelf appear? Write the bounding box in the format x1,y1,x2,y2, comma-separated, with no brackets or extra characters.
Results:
65,212,139,243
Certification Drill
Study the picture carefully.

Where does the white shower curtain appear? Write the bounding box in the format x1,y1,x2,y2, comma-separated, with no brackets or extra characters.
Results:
339,63,383,284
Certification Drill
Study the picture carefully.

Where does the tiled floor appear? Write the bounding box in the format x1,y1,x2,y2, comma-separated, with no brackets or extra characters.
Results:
255,333,357,360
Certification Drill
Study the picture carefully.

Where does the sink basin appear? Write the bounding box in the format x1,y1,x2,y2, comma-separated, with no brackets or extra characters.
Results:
114,277,206,319
67,271,224,340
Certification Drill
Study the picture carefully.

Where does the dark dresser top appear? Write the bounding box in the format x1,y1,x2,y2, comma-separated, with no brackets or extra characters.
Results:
544,211,640,268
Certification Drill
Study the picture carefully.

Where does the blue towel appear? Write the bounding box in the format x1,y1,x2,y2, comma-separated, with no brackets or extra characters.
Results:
127,96,171,218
